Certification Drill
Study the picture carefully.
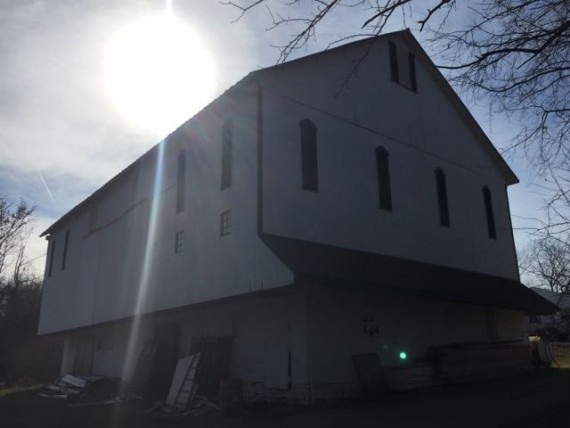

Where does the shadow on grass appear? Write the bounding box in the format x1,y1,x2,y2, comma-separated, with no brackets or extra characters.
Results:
3,370,570,428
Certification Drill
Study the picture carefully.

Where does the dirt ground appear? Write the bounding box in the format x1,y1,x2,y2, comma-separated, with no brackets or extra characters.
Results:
2,368,570,428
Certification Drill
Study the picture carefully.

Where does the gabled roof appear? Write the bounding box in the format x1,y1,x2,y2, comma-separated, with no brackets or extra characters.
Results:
262,234,557,315
40,143,158,237
395,31,518,185
246,29,518,185
42,29,517,237
40,84,243,238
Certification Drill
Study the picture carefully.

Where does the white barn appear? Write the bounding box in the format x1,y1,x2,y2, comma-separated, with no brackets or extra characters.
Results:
39,30,555,401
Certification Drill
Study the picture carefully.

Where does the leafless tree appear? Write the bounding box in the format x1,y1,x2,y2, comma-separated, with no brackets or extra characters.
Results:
520,236,570,304
0,197,58,384
0,195,35,318
226,0,569,232
0,195,34,281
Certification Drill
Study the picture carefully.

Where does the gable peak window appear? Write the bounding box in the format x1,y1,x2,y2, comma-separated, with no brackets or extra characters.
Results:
221,119,233,190
176,150,186,213
375,146,392,211
299,119,319,192
388,41,417,92
435,168,450,227
482,186,497,239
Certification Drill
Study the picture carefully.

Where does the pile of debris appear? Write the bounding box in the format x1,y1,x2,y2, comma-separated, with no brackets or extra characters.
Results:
135,336,239,417
159,354,243,416
39,336,240,416
39,374,120,404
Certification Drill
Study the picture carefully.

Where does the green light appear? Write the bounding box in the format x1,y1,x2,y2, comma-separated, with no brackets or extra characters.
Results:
399,351,407,360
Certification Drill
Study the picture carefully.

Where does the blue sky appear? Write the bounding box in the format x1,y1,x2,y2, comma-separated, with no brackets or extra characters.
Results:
0,0,546,277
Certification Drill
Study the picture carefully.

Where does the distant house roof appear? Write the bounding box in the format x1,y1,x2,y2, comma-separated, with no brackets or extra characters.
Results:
530,287,570,309
262,234,558,315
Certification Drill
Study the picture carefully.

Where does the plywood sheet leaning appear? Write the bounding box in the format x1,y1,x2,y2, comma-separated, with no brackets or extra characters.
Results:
166,356,193,407
166,353,201,410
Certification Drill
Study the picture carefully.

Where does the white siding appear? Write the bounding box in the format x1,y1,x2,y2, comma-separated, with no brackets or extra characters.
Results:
40,34,520,339
260,37,518,279
72,290,310,401
305,283,527,398
39,93,294,335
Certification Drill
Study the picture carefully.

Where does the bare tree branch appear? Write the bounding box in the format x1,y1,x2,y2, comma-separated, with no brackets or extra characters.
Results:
0,196,34,282
226,0,570,239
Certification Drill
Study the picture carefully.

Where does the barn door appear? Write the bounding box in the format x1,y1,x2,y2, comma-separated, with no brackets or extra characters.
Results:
73,332,94,375
143,323,180,401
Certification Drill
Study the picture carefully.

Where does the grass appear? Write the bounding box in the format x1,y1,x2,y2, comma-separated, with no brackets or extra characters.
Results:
0,384,41,399
552,342,570,368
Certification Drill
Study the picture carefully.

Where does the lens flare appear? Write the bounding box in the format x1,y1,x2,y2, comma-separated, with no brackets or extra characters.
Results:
105,13,216,137
120,141,165,384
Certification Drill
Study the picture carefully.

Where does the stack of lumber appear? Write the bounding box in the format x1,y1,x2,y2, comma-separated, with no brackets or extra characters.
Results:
434,342,532,384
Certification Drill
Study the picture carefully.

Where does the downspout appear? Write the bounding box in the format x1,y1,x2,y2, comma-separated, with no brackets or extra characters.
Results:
256,81,264,238
305,285,315,403
255,82,314,402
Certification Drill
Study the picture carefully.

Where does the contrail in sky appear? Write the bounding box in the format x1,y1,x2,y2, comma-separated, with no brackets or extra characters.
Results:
38,171,54,200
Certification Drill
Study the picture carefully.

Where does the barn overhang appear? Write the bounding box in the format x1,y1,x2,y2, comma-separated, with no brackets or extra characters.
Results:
261,234,557,315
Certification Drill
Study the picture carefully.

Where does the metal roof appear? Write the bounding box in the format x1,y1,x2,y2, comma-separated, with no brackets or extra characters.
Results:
262,234,558,315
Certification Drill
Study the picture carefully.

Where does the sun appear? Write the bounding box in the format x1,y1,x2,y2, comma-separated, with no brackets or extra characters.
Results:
105,13,216,137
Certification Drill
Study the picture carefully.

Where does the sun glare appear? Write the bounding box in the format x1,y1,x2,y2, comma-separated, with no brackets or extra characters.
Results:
105,13,216,137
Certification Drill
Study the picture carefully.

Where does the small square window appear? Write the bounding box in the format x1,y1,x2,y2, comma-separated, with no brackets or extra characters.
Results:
220,209,232,237
175,230,185,254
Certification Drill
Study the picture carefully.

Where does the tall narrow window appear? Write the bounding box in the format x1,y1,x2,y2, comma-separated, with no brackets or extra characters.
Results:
375,147,392,211
48,239,56,277
408,53,417,92
221,119,233,190
388,41,417,91
61,229,70,270
176,150,186,213
300,119,318,192
435,168,450,227
482,186,497,239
